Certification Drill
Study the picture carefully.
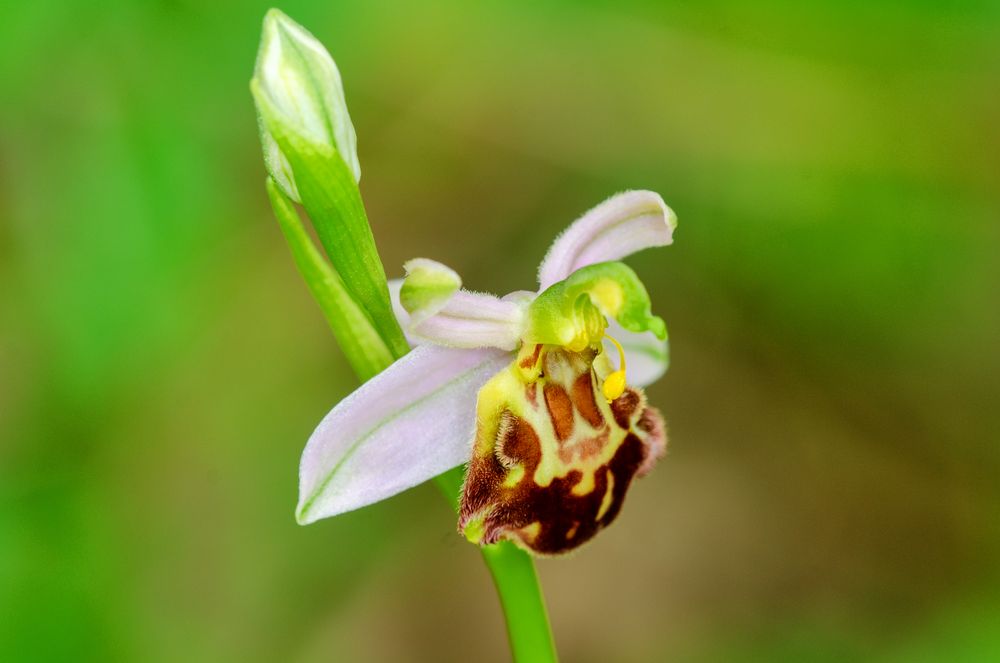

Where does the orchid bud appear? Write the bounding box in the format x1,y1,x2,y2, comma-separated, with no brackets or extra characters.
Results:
251,8,361,201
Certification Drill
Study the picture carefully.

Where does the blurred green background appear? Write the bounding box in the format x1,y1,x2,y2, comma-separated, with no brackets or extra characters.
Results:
2,0,998,661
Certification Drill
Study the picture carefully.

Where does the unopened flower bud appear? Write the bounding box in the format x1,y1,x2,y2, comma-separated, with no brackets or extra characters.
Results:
251,9,361,201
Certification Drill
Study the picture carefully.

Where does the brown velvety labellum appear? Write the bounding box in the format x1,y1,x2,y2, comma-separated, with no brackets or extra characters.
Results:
459,346,667,556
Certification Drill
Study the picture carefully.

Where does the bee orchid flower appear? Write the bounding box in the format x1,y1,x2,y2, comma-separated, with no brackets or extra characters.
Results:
298,191,676,555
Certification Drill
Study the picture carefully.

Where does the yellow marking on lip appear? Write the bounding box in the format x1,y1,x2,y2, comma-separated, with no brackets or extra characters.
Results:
571,470,596,496
464,516,486,544
596,469,615,520
502,465,525,488
518,522,541,543
532,408,568,488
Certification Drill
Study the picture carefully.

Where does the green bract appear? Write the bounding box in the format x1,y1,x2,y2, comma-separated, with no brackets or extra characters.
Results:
524,261,666,351
265,179,394,381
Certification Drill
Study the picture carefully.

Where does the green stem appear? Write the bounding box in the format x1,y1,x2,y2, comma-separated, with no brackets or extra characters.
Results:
480,543,558,663
269,178,557,662
431,469,557,663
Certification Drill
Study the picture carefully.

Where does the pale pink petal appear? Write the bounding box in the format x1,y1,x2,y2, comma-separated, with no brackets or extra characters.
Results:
538,191,676,289
297,345,511,524
410,291,526,351
387,278,420,345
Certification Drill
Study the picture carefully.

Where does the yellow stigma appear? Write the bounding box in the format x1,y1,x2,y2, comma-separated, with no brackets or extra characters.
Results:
601,334,627,401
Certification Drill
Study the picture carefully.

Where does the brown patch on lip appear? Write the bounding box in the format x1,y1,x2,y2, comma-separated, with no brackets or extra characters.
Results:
558,430,608,464
610,388,642,428
543,383,574,441
572,372,604,427
525,382,537,407
461,411,543,530
462,430,646,555
636,406,667,477
519,344,542,369
499,411,542,469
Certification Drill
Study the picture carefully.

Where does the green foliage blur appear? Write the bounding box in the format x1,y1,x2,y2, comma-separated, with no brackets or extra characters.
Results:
2,1,998,661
